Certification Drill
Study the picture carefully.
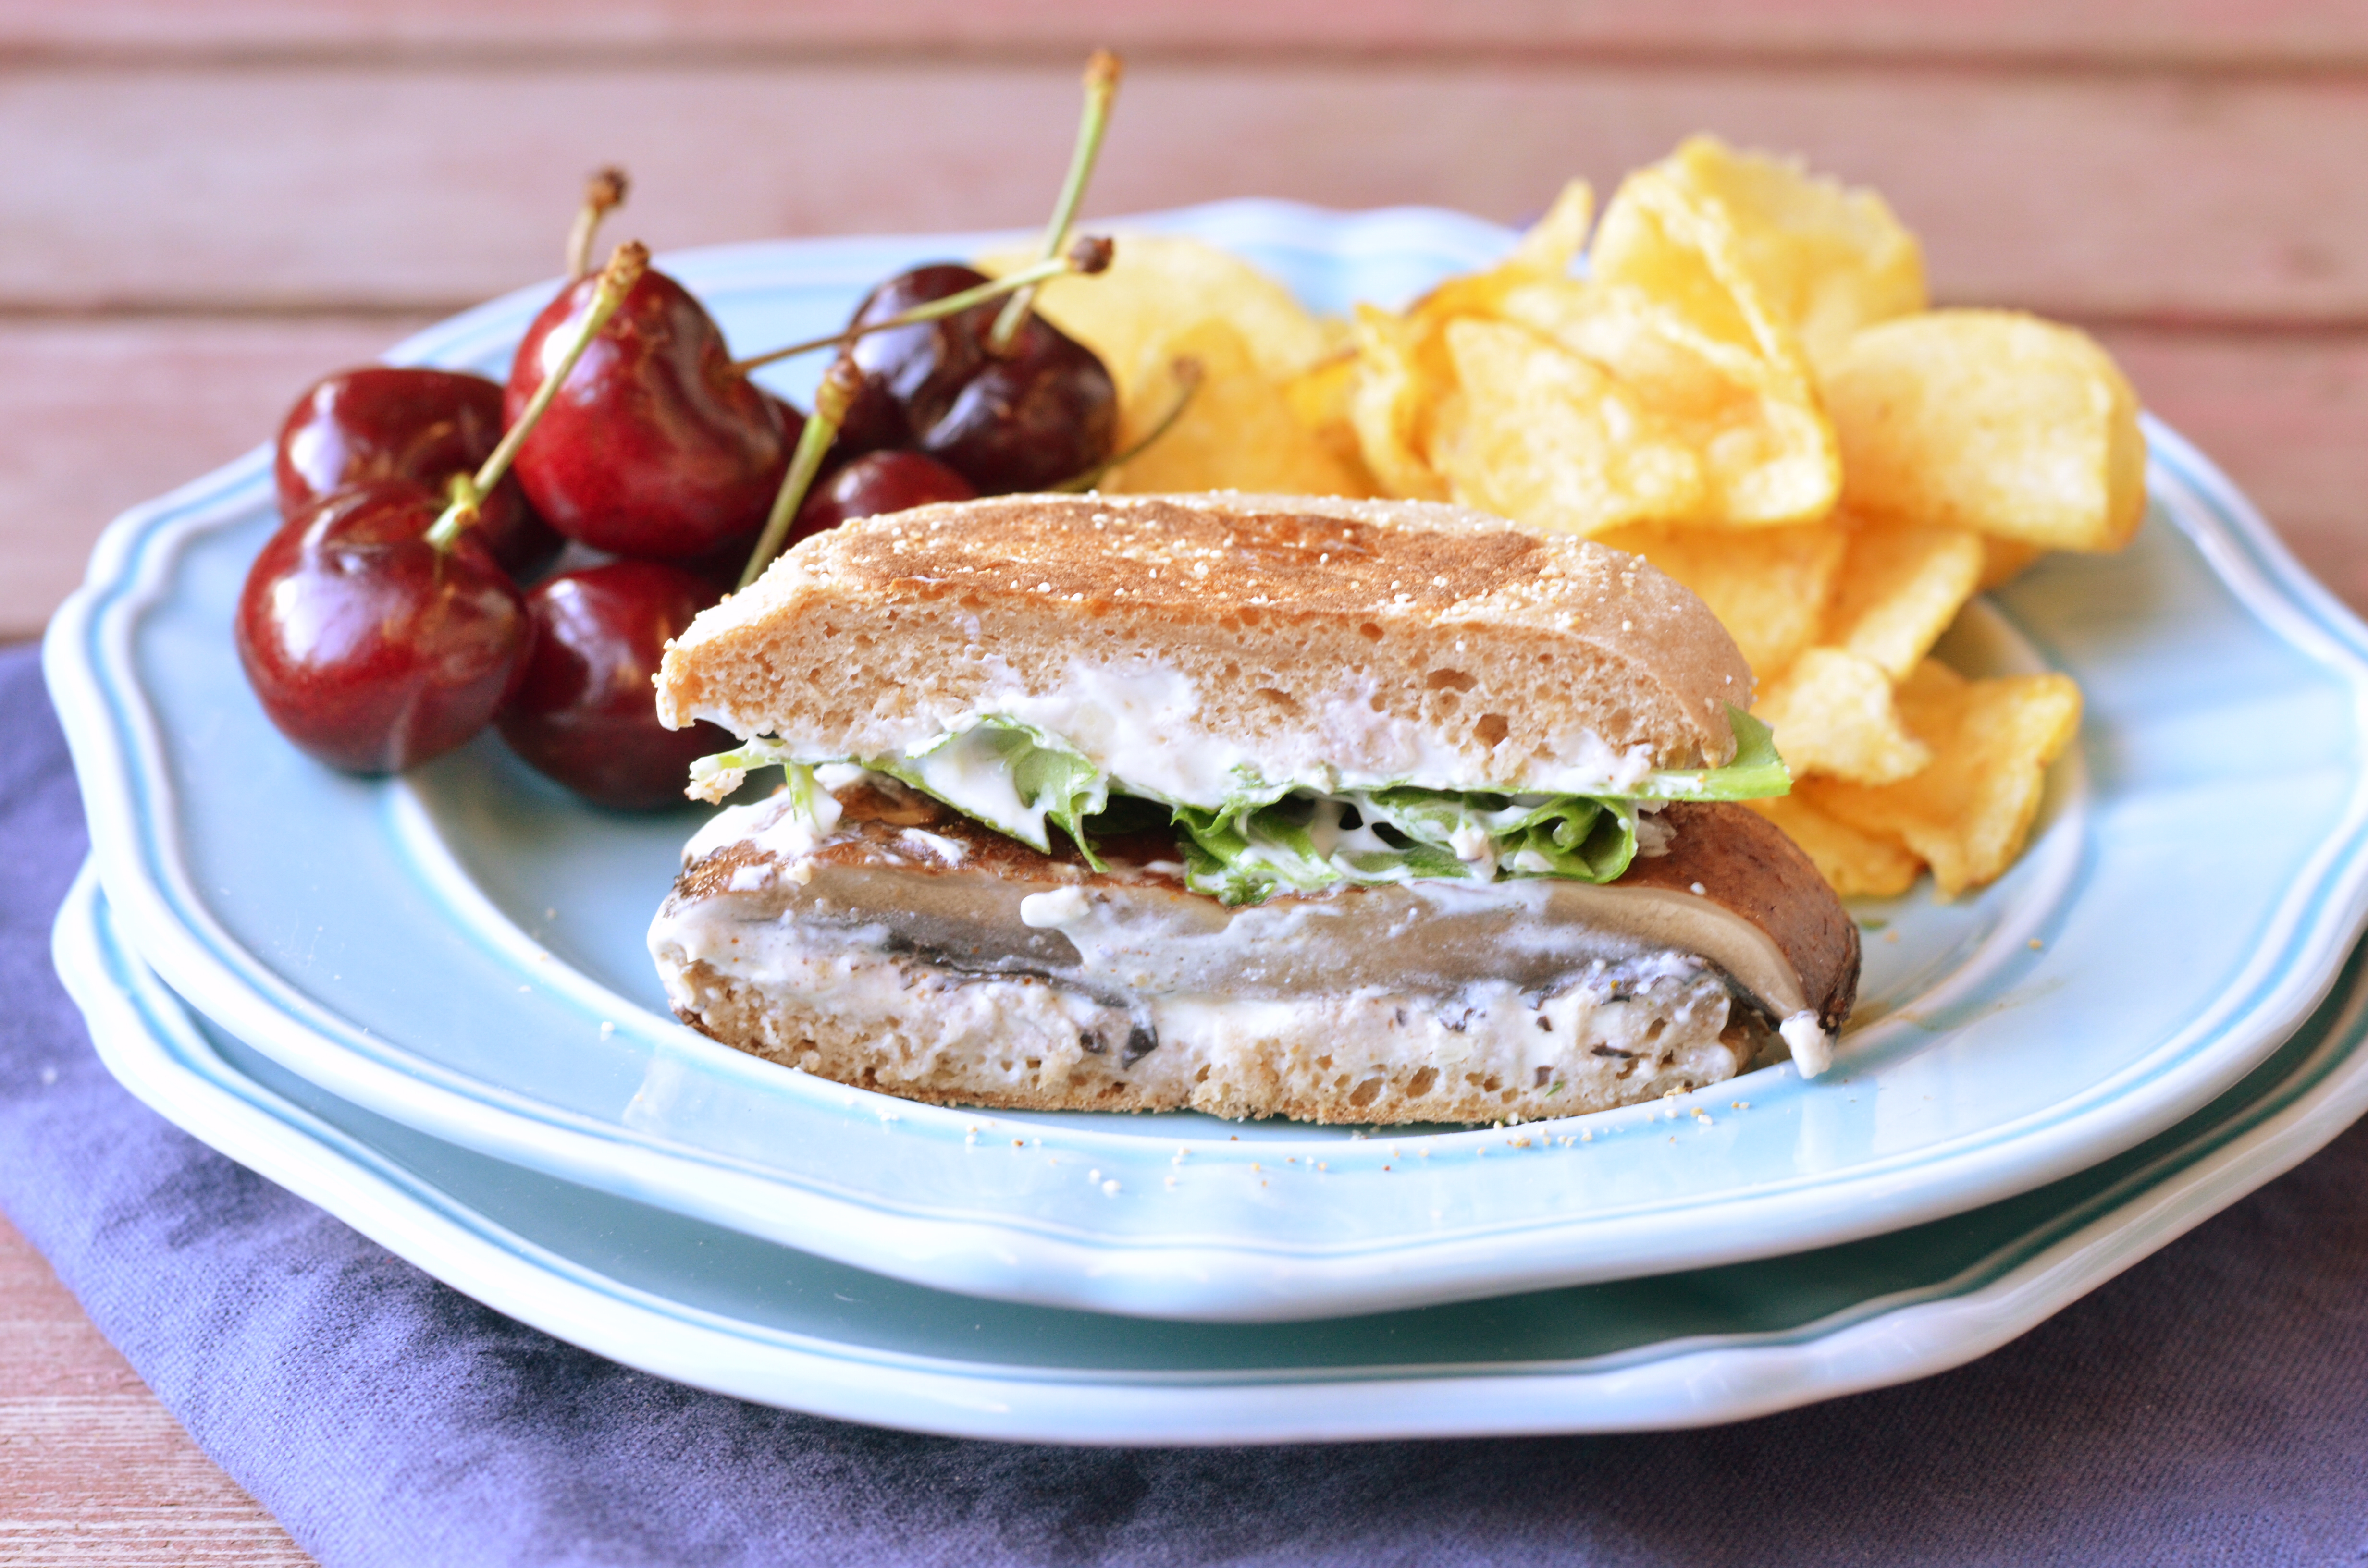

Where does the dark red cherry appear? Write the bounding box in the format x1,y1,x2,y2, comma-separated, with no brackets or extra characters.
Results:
917,310,1118,493
275,366,561,580
505,268,795,560
790,450,977,548
497,561,729,809
837,264,1115,492
837,264,997,456
235,481,530,774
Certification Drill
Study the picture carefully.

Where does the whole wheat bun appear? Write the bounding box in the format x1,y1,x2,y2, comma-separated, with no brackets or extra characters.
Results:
655,494,1754,798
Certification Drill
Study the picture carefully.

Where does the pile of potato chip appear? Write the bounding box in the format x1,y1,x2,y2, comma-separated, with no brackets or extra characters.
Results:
991,136,2145,899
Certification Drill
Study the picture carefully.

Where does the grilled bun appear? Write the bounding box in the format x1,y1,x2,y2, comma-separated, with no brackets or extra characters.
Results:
655,492,1755,799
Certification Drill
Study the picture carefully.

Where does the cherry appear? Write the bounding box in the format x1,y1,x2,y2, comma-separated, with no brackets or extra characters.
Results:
498,561,731,808
275,366,561,580
835,263,997,456
826,53,1123,494
505,268,797,561
923,309,1120,492
239,243,647,776
236,481,530,773
790,450,976,548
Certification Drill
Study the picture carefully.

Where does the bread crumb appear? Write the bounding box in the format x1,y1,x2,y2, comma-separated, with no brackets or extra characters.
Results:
2028,937,2044,950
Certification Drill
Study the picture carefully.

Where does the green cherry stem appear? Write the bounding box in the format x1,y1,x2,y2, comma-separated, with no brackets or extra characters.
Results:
728,235,1112,377
738,354,862,591
988,48,1122,355
565,166,629,283
426,240,647,553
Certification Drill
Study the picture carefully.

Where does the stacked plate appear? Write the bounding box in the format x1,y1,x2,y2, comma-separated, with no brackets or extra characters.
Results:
43,205,2368,1444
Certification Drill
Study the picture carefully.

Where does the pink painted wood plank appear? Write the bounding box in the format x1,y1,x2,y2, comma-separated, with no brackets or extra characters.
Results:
0,318,431,639
1,0,2363,66
0,63,2361,323
2100,325,2368,609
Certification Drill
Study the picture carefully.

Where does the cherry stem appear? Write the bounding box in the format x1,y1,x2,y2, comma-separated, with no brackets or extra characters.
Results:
427,241,647,552
566,167,629,283
728,236,1112,376
738,355,861,591
1048,355,1204,492
988,48,1122,355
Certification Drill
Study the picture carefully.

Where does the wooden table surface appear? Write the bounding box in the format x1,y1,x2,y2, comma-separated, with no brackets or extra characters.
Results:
5,3,2365,1559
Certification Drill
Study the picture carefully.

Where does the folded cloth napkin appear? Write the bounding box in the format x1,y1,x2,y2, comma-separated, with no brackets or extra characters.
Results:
3,641,2365,1568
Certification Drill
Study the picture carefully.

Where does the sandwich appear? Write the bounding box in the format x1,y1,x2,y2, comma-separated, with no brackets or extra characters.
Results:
648,493,1859,1125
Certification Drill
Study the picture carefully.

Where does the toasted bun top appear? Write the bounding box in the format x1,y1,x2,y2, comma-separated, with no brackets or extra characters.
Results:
657,493,1754,800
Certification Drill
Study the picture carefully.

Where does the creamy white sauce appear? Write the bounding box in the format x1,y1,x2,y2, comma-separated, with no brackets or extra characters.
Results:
1781,1011,1833,1078
902,726,1051,850
967,657,1653,806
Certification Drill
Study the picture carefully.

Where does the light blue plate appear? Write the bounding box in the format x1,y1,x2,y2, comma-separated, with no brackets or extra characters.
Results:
55,867,2368,1441
43,202,2368,1322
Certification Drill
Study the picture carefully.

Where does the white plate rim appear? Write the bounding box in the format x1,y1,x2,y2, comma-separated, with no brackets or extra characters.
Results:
52,864,2368,1444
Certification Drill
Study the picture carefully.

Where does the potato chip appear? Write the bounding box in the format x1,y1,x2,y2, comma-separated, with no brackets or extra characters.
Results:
1279,352,1375,488
1597,517,1846,677
1823,517,1984,681
1753,647,1932,784
1806,660,2082,896
1106,319,1373,497
1504,180,1595,276
1346,304,1451,502
1653,135,1927,374
1823,310,2147,553
1429,316,1703,535
982,233,1335,403
1744,794,1923,898
1978,538,2047,591
1482,278,1833,528
1591,165,1772,360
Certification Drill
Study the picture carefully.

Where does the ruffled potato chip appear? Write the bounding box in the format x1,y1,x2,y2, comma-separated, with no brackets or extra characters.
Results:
1824,516,1985,681
1823,310,2147,553
1346,304,1450,501
1489,278,1836,528
1754,647,1932,784
1279,352,1374,488
1978,537,2048,591
1430,316,1703,535
1597,517,1847,677
1743,793,1923,898
1646,135,1927,374
1107,319,1373,497
1805,660,2083,896
1504,180,1595,276
984,233,1336,403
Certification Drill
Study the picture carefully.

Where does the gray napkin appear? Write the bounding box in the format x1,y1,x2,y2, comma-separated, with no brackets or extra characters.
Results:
4,646,2363,1567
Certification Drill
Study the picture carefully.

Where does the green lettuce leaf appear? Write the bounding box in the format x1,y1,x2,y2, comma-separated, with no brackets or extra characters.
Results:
1632,707,1790,801
684,705,1788,906
872,716,1110,867
1172,787,1641,906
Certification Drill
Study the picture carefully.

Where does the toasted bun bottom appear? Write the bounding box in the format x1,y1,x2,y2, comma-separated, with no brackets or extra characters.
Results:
658,949,1754,1125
